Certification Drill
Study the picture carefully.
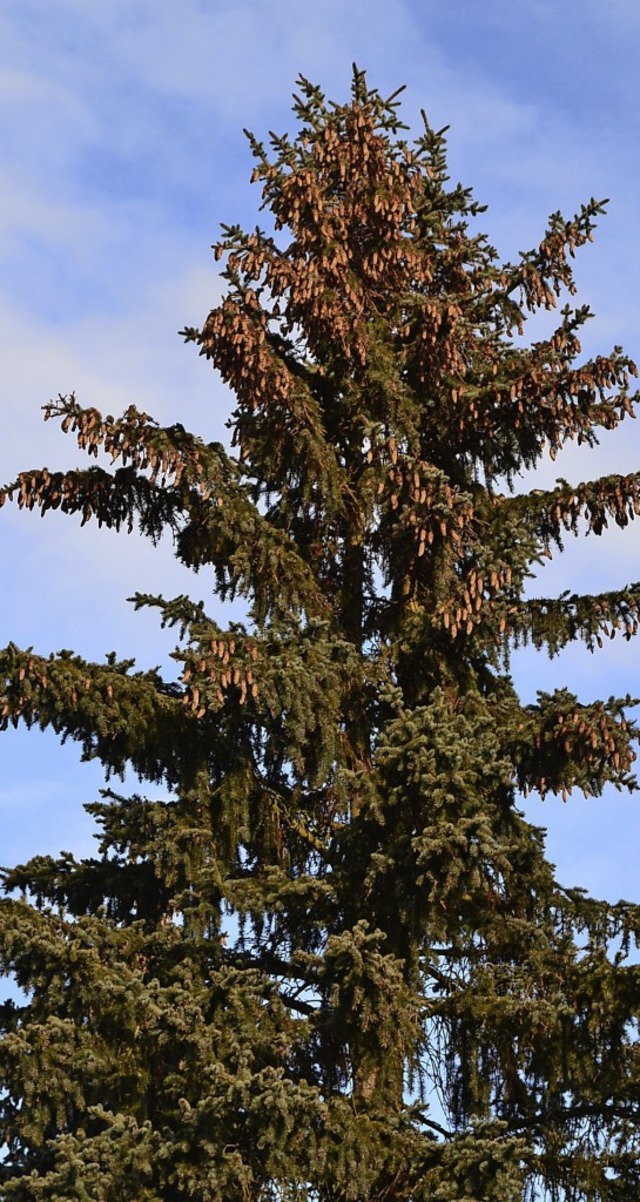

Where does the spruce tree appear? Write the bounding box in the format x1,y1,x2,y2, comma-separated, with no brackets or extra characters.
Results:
2,69,640,1201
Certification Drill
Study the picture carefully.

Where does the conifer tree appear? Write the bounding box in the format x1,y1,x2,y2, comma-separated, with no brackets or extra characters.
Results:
2,69,640,1201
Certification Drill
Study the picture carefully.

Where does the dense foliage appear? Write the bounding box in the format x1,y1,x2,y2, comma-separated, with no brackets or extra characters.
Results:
2,70,640,1200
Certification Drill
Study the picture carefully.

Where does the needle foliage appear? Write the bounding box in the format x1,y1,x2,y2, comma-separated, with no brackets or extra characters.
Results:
2,69,640,1201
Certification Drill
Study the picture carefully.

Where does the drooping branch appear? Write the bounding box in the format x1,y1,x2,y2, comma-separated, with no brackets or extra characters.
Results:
510,688,638,799
43,394,235,498
1,403,330,624
0,463,179,539
0,645,197,788
499,469,640,546
506,584,640,655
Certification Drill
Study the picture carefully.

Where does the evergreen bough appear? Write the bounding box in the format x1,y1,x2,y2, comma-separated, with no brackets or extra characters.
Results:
2,69,640,1200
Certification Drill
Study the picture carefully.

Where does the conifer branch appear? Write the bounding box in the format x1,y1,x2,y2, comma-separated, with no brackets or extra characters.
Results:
507,584,640,654
0,463,179,539
496,470,640,549
512,688,638,799
0,645,195,787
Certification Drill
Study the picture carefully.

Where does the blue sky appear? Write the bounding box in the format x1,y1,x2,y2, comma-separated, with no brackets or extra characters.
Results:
1,0,640,901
